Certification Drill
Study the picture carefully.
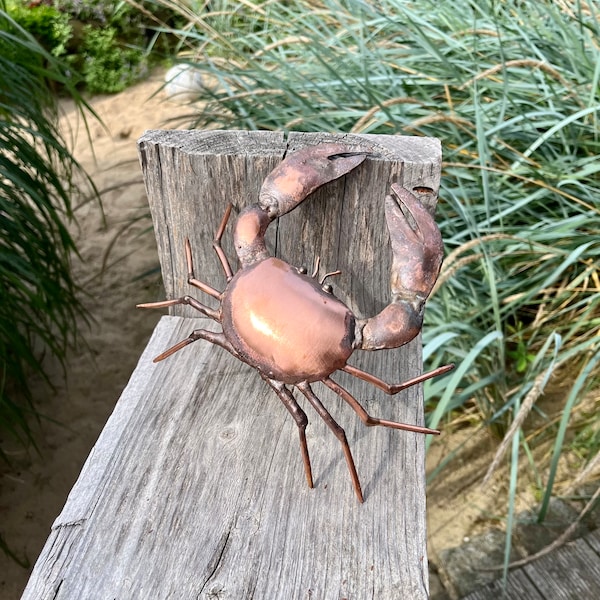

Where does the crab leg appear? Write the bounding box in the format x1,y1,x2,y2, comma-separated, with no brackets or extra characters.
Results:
138,204,234,327
342,363,455,395
150,328,237,363
137,295,220,321
297,381,364,503
323,377,440,436
210,204,234,281
262,377,314,490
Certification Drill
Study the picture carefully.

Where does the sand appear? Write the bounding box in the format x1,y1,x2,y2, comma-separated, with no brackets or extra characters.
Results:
0,70,508,599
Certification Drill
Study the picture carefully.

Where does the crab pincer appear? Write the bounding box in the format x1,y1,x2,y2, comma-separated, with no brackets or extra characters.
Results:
258,143,370,219
386,183,444,301
358,184,444,351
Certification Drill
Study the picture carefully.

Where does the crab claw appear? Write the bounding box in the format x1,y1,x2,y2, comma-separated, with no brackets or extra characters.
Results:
387,184,444,301
359,184,444,351
258,143,370,220
235,144,370,269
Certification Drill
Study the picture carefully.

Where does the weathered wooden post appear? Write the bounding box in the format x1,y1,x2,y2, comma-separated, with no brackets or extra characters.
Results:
22,130,441,599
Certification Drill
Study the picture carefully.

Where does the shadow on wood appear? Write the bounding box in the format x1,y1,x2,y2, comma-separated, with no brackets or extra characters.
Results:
22,130,441,599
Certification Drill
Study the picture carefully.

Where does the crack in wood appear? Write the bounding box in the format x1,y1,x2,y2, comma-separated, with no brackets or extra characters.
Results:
197,528,232,596
52,579,63,599
273,134,292,259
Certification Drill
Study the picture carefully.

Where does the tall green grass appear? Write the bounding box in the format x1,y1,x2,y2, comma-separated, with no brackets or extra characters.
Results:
145,0,599,561
0,9,95,459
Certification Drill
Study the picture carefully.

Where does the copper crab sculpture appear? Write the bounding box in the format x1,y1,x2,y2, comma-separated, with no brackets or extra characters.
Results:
138,143,452,503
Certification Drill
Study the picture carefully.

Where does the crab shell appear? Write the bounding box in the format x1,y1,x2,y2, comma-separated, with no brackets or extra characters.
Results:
221,257,355,384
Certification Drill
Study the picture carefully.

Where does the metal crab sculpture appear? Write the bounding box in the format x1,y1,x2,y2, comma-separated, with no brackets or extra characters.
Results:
138,143,453,503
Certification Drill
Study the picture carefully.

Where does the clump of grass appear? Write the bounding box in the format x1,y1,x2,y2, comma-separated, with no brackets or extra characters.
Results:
142,0,599,573
0,9,95,458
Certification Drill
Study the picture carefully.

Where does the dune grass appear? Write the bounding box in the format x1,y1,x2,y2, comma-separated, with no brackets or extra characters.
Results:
0,9,96,460
142,0,599,575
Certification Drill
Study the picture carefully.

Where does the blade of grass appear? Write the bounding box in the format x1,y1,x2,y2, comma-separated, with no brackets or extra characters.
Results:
538,349,600,521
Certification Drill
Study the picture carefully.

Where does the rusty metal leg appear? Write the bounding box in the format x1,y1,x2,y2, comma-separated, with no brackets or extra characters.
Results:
262,377,313,490
211,203,234,281
137,295,220,321
151,328,238,363
184,239,225,300
323,377,440,436
296,382,363,503
342,363,454,394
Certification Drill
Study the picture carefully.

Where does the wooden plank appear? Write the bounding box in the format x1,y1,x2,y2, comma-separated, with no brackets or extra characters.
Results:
23,315,433,599
522,535,600,598
437,528,522,599
463,528,600,600
584,527,600,555
23,130,442,598
462,569,544,600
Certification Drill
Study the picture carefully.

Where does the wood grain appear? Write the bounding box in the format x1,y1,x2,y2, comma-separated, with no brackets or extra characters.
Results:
463,529,600,599
462,570,545,600
522,534,600,598
23,130,442,599
137,129,441,318
23,317,433,599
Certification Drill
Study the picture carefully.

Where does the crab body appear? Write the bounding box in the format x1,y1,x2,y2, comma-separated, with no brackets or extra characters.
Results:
138,143,453,503
221,257,355,384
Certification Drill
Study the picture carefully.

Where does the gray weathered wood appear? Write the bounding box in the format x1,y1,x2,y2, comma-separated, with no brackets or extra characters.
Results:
461,569,545,600
22,130,442,599
522,534,600,599
462,528,600,600
137,129,441,318
585,527,600,554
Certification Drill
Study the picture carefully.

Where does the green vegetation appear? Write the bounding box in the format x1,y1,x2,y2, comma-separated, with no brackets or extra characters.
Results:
6,0,180,93
145,0,599,572
0,9,95,458
0,3,105,563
